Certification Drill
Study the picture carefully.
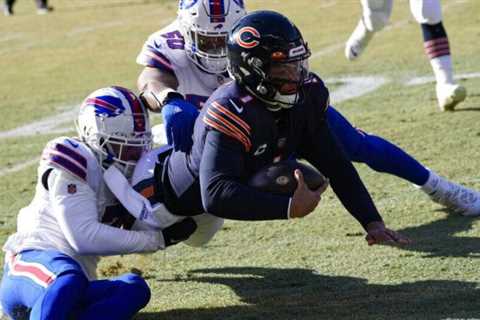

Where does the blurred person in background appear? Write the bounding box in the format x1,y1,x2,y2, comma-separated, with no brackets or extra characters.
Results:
3,0,53,16
345,0,466,111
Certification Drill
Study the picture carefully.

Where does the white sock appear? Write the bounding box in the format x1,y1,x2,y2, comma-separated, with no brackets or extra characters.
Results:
419,170,440,194
430,55,454,85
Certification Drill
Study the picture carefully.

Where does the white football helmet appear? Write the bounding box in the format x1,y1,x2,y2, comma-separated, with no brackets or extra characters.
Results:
76,86,152,177
177,0,247,74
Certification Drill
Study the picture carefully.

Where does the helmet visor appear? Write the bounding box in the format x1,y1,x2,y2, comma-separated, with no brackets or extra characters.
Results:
106,136,151,163
193,31,228,57
269,59,309,95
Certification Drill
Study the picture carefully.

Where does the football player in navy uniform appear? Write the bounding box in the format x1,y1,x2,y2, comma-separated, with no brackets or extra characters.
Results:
153,10,411,245
137,0,480,218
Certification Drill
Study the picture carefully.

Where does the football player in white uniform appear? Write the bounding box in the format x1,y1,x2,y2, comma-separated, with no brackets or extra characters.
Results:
345,0,466,111
137,0,247,151
0,86,196,320
134,0,480,231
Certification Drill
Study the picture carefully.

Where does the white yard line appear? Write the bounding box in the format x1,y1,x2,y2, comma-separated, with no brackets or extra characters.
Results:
0,107,78,139
0,157,39,177
327,76,390,104
405,72,480,86
0,33,23,43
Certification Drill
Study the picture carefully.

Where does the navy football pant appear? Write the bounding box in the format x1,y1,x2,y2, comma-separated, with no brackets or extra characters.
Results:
327,107,429,186
0,250,150,320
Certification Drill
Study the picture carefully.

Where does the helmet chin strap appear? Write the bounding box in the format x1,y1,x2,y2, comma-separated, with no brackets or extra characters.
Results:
245,85,298,112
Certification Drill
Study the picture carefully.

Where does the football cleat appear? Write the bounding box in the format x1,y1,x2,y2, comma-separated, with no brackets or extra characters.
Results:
345,20,374,61
436,83,467,111
420,171,480,216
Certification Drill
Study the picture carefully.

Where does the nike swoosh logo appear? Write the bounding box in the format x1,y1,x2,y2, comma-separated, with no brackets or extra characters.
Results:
66,139,79,148
229,99,243,114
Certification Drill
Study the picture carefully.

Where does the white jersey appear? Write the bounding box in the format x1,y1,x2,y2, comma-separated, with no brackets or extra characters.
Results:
3,137,163,280
136,20,229,109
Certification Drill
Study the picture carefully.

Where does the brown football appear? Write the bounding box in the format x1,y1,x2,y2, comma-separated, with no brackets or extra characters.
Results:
248,160,328,195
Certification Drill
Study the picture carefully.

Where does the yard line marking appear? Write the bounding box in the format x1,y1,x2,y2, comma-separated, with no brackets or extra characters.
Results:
327,76,389,104
405,72,480,86
0,33,23,43
3,71,480,141
0,158,39,177
0,107,78,139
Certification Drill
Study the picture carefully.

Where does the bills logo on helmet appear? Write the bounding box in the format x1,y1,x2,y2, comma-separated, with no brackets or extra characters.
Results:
179,0,199,9
236,26,260,49
233,0,244,8
84,94,126,117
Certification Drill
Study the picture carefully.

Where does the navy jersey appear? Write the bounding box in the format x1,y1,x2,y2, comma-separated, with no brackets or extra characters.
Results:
164,73,382,227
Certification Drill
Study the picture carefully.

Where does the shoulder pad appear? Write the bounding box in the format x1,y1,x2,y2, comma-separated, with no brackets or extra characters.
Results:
202,98,252,152
136,21,190,72
40,137,96,182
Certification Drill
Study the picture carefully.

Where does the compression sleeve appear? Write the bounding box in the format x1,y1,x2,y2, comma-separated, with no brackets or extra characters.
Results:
49,169,165,255
200,130,291,220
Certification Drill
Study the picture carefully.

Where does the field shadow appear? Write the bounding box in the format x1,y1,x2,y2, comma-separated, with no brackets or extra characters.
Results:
396,210,480,258
136,267,480,320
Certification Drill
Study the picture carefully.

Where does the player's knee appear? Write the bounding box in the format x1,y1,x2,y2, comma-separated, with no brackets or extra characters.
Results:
364,11,390,31
120,273,151,308
410,0,442,24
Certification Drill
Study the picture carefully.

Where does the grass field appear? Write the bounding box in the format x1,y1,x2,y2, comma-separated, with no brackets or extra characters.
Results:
1,0,480,319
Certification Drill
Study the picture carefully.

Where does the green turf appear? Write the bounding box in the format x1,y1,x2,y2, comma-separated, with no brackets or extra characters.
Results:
1,0,480,319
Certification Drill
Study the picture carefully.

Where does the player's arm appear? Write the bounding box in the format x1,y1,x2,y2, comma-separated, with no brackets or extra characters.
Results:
137,66,180,112
302,117,410,245
200,129,292,220
48,169,165,255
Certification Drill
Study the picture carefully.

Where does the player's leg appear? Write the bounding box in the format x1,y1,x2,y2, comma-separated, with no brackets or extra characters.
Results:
30,271,88,320
0,250,88,320
3,0,14,16
184,213,224,247
327,107,429,184
345,0,394,60
410,0,466,111
35,0,52,14
77,273,151,320
327,107,480,215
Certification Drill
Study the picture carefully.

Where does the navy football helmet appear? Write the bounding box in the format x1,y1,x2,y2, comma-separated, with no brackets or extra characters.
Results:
227,10,311,111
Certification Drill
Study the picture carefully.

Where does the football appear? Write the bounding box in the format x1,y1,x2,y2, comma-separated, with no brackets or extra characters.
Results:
248,160,328,195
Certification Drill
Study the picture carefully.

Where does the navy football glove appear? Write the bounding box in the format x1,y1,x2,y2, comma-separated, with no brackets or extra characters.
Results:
161,98,199,152
162,217,197,247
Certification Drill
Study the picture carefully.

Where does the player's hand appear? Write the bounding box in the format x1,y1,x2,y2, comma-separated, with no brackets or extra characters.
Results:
161,98,200,152
162,218,197,247
365,221,411,246
289,169,328,218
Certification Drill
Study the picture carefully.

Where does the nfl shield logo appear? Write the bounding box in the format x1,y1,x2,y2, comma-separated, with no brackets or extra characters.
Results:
67,184,77,194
